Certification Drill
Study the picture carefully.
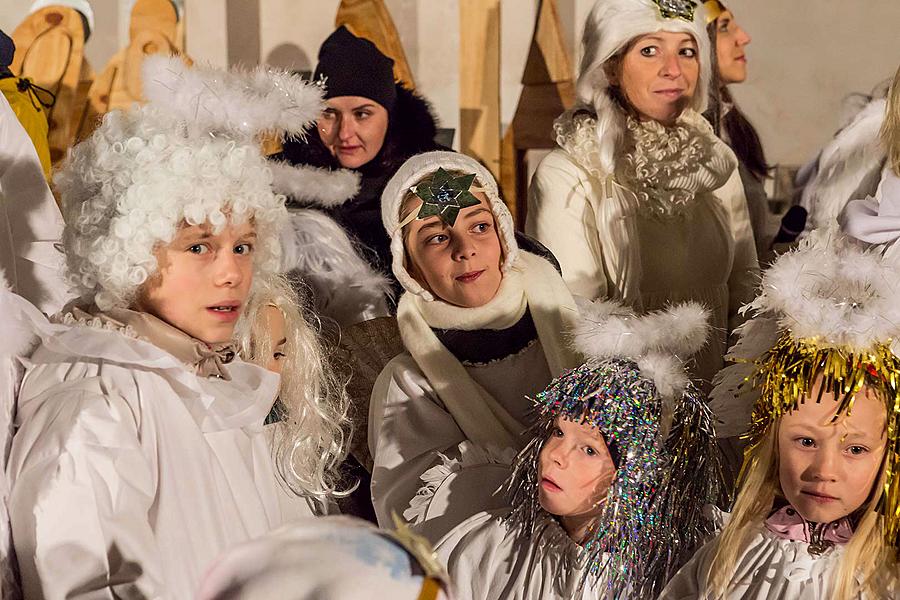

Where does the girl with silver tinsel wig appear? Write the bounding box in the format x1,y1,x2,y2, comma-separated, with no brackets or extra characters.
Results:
5,56,348,598
434,300,724,599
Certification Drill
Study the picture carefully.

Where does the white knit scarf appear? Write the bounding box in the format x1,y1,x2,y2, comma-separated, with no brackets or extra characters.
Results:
396,252,582,451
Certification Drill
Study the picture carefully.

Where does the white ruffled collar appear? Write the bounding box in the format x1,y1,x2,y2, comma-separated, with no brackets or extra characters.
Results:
554,108,735,218
23,307,278,433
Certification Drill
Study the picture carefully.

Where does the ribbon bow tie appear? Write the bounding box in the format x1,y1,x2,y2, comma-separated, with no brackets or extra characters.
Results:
841,171,900,246
765,505,853,557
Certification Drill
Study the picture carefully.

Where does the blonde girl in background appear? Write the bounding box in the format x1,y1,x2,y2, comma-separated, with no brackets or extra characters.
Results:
670,230,900,599
234,274,351,509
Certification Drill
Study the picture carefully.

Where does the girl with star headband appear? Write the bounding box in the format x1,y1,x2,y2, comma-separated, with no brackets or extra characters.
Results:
369,151,583,543
662,230,900,599
434,299,724,600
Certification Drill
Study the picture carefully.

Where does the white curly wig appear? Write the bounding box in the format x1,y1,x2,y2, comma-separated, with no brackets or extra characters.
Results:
233,274,351,505
56,55,324,311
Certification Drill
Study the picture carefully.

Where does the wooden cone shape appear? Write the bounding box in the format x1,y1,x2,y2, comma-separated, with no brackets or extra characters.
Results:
79,0,187,140
335,0,415,89
500,0,574,227
12,6,92,165
459,0,501,183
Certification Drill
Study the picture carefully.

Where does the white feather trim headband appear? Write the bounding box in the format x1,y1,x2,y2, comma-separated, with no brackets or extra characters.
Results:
711,228,900,438
141,55,323,141
381,151,518,301
573,298,710,401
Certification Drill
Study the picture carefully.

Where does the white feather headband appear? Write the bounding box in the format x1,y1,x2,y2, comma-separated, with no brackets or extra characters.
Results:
711,228,900,438
141,55,324,140
750,228,900,351
573,298,710,401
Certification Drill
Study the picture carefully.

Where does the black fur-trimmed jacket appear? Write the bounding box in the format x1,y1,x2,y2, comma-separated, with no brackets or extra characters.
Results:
274,84,444,296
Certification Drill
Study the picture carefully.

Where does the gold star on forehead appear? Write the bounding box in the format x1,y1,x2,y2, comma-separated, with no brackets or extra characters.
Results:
652,0,698,21
409,167,481,227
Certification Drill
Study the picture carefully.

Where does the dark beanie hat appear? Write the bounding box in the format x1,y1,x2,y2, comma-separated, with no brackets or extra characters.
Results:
313,26,397,111
0,29,16,77
0,29,14,71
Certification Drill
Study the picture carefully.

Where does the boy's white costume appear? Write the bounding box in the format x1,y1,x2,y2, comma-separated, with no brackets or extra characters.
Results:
0,95,68,314
6,56,327,598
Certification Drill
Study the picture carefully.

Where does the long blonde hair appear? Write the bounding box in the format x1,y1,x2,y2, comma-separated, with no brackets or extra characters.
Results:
883,64,900,177
706,416,897,600
234,274,351,506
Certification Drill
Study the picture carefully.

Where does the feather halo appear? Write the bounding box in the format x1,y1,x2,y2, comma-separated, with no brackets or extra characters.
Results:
573,298,710,401
141,55,324,140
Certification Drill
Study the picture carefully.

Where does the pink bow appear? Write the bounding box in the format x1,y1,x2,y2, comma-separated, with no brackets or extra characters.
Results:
765,505,853,545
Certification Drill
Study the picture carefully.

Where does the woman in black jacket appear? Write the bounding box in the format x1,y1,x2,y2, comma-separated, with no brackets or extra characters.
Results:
276,26,443,297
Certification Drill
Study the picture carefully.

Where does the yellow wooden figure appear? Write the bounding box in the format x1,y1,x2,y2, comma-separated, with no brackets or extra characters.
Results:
1,28,52,178
80,0,189,139
11,2,93,166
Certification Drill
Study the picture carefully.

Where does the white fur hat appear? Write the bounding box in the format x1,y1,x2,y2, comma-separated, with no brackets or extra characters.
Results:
381,151,518,301
573,0,713,173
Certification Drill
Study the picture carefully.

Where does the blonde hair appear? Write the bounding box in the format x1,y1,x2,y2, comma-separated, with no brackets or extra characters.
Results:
706,404,898,600
883,64,900,177
234,274,352,506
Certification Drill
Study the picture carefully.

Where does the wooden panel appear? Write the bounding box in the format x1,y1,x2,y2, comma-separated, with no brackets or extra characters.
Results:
12,6,92,165
500,0,575,222
459,0,501,184
79,0,188,140
523,0,572,85
335,0,416,89
130,0,179,44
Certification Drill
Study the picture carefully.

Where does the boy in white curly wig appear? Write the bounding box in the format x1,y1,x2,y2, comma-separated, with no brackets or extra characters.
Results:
6,56,333,598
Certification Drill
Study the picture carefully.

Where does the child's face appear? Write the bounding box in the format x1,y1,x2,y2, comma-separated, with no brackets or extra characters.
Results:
777,381,887,524
537,416,617,519
138,221,256,344
262,305,287,374
404,193,503,308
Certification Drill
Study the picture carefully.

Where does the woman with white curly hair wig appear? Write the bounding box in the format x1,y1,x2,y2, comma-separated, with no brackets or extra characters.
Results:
5,56,341,599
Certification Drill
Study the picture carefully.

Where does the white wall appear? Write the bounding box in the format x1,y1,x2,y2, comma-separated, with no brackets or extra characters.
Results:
725,0,900,166
2,0,899,165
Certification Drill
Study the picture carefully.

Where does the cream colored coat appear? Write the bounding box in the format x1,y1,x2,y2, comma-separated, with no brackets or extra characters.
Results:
8,319,314,599
369,346,551,543
526,112,758,386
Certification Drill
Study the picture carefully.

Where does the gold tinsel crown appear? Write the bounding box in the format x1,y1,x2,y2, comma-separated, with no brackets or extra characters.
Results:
714,229,900,547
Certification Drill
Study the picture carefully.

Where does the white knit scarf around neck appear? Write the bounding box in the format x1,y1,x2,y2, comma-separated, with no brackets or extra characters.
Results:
618,115,736,218
397,252,582,452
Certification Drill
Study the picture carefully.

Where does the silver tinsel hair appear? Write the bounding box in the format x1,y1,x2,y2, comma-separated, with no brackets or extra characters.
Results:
506,301,724,598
